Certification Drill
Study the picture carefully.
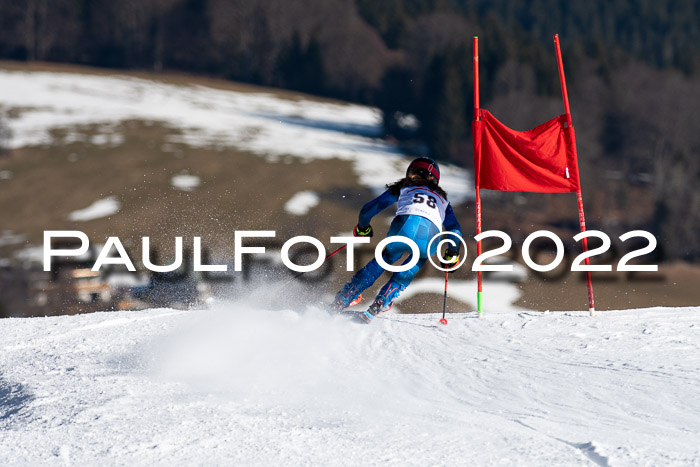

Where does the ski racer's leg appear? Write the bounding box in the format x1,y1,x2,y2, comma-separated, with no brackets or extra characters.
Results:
372,256,427,313
331,243,405,311
368,215,439,314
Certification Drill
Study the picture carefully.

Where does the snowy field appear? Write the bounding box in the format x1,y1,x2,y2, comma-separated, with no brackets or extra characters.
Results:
2,305,699,465
0,69,472,201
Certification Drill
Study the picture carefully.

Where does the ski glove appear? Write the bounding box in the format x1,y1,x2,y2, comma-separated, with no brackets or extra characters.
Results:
353,224,374,237
442,249,460,272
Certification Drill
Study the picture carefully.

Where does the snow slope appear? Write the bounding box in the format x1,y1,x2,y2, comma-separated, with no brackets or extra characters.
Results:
2,305,699,465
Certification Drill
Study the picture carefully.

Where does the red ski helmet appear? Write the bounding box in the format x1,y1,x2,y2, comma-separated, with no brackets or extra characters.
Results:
406,157,440,183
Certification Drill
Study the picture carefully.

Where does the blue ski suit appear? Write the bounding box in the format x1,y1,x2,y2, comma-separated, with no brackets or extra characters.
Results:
335,185,462,313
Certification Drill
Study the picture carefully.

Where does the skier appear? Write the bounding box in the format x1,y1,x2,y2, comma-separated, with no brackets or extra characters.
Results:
330,157,463,323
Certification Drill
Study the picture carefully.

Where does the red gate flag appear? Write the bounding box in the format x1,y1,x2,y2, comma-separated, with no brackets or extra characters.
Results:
473,109,580,193
472,34,595,316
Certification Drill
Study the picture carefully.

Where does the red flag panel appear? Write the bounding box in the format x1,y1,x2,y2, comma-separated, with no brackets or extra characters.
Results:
473,109,580,193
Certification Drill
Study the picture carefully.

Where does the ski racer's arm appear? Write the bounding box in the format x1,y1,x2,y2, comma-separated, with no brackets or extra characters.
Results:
358,190,398,230
443,203,462,239
442,203,463,268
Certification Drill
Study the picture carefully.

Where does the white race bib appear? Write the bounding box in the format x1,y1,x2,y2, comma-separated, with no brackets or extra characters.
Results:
395,187,447,230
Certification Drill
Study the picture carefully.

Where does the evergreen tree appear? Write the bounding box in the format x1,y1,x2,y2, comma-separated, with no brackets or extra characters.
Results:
418,47,470,160
275,33,325,95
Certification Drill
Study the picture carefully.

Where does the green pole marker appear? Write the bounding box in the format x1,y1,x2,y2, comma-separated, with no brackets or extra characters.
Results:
477,291,483,316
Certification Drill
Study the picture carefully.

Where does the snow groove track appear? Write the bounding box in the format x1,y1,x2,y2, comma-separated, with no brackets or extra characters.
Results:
1,306,699,465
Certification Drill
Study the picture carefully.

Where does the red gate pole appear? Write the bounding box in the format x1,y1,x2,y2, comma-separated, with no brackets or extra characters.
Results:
554,34,596,317
473,36,484,317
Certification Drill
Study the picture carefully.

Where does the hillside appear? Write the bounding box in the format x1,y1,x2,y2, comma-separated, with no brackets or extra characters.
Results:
1,304,699,465
3,1,700,262
0,63,480,316
2,64,700,317
0,63,472,240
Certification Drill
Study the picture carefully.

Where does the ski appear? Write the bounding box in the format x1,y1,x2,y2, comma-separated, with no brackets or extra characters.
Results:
337,308,374,324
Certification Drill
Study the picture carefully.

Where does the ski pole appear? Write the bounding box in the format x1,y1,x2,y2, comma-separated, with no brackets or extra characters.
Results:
285,243,347,285
439,270,449,325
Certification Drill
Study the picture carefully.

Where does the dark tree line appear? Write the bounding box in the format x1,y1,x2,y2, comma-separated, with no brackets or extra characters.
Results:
1,0,699,259
2,1,698,105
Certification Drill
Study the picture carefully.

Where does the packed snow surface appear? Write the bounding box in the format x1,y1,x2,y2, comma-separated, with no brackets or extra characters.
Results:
1,305,699,465
0,70,473,201
284,190,321,216
67,196,121,221
170,173,201,192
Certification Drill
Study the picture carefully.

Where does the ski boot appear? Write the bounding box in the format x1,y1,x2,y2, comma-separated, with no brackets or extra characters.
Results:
328,282,363,315
349,282,403,324
351,302,382,324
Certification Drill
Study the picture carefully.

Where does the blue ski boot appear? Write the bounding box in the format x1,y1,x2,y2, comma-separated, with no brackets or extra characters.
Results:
328,283,362,314
351,302,382,324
